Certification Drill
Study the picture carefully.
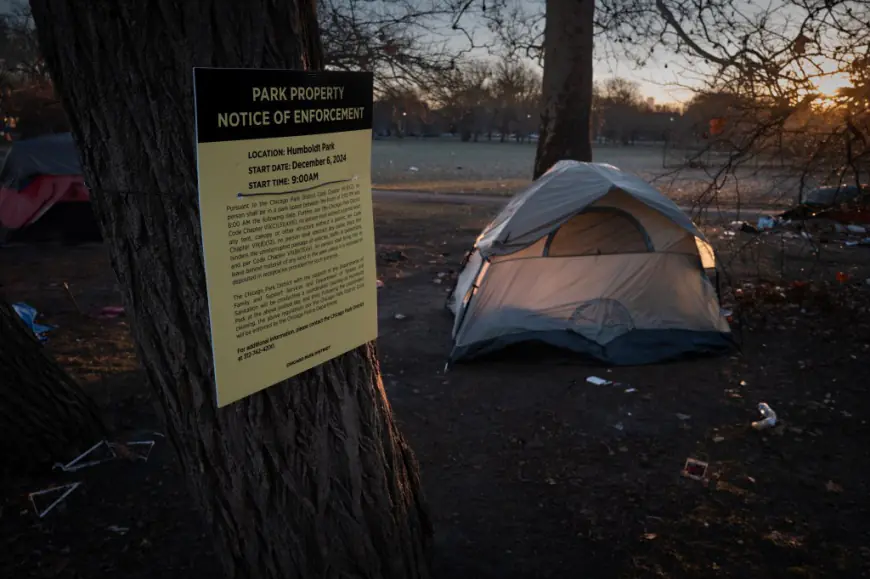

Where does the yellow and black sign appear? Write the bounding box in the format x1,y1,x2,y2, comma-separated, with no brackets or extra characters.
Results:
193,68,377,407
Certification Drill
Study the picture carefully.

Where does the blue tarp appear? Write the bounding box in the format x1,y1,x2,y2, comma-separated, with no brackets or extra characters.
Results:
12,302,53,341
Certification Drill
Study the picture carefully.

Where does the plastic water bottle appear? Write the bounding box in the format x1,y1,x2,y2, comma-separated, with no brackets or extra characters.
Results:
752,402,777,430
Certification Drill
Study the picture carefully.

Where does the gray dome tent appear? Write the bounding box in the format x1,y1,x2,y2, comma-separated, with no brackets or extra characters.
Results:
447,160,732,365
0,132,81,188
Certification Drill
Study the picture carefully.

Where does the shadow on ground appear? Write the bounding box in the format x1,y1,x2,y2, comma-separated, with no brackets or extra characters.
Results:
2,201,870,578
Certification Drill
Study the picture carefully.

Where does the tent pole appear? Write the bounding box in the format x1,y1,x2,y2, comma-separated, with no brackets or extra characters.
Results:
452,256,488,342
445,247,475,311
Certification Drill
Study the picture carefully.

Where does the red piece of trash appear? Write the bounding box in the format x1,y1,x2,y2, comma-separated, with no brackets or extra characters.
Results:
99,306,125,318
836,272,851,283
681,458,708,481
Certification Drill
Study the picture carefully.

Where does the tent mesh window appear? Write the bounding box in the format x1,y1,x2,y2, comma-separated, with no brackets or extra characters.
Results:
544,209,652,257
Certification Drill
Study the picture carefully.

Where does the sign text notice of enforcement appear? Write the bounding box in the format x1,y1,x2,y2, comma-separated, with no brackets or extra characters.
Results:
193,68,377,407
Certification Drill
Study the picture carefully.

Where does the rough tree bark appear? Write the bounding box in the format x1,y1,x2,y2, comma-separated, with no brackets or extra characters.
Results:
0,296,105,472
28,2,432,578
533,0,595,178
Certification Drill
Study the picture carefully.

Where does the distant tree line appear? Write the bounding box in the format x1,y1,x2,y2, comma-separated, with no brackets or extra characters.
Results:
1,0,867,182
0,3,69,140
371,59,685,145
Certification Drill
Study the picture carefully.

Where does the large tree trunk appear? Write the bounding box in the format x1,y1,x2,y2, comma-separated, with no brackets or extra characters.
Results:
533,0,595,178
0,297,105,472
29,2,432,578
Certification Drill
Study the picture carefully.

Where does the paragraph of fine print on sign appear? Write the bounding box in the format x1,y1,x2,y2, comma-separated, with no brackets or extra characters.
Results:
232,256,366,342
232,256,366,366
226,180,363,286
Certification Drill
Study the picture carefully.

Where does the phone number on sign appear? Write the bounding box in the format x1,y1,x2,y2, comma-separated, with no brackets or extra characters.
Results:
238,342,275,362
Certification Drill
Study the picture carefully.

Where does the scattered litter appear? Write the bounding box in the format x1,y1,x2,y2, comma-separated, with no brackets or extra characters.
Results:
613,422,624,431
53,438,156,471
676,413,691,421
739,380,748,387
757,216,778,230
586,376,612,386
624,388,637,394
12,302,53,341
376,279,385,289
846,224,867,234
98,306,125,319
723,230,736,237
752,402,778,430
739,222,760,233
111,440,156,462
29,482,82,518
713,435,725,443
681,458,708,480
720,307,733,318
408,166,419,172
643,533,658,541
53,440,117,472
394,313,407,320
107,525,129,535
62,282,83,314
433,278,443,284
825,480,843,493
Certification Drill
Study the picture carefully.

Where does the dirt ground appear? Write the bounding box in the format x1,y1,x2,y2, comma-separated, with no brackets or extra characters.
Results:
3,200,870,579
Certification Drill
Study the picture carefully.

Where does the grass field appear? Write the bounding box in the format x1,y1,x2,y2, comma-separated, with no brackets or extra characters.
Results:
371,138,815,209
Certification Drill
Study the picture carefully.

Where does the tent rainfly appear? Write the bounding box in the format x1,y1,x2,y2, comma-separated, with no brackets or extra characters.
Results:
446,160,732,365
0,133,87,232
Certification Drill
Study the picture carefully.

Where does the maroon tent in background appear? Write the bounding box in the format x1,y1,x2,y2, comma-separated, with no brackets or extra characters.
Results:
0,133,99,243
